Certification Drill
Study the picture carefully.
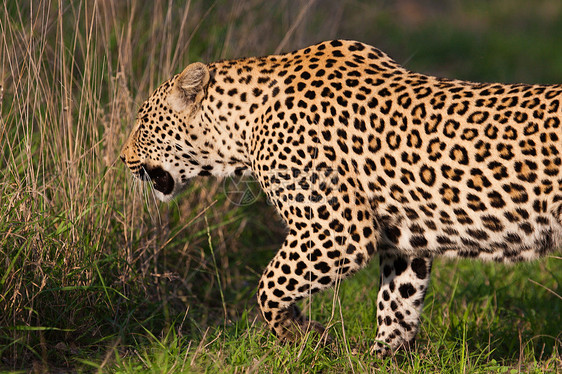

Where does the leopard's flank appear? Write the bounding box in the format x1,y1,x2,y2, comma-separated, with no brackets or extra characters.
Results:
121,40,562,356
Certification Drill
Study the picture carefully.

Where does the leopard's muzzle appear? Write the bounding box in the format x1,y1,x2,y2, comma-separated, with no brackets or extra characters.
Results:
139,164,175,195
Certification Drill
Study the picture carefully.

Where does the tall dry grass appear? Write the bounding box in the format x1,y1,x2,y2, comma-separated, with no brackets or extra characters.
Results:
1,0,203,368
0,1,339,368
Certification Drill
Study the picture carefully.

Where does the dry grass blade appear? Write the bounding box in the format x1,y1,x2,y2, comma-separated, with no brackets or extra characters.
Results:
528,278,562,301
274,0,317,54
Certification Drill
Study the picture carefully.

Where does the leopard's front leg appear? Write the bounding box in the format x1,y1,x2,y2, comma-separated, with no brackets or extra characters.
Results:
257,232,330,342
258,213,379,342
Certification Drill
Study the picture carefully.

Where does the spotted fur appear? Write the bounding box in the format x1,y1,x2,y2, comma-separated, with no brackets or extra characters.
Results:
121,40,562,356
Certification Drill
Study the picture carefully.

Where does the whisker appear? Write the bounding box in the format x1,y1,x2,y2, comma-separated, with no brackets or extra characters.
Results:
139,165,154,222
149,179,163,225
138,164,163,225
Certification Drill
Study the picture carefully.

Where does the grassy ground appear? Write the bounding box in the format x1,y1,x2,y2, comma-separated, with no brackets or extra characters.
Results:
1,0,561,372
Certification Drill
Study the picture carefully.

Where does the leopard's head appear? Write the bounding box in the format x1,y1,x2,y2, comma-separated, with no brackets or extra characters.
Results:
120,62,211,201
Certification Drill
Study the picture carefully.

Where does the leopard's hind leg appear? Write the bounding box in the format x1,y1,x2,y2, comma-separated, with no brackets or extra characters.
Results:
372,253,433,356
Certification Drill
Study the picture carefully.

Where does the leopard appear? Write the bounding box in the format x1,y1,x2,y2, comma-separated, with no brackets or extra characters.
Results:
120,40,562,356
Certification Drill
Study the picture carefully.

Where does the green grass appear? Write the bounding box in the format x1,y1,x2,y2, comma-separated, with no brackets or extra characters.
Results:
1,0,561,372
80,258,561,373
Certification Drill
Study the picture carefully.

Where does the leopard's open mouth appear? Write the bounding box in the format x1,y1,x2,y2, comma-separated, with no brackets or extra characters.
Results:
138,164,174,195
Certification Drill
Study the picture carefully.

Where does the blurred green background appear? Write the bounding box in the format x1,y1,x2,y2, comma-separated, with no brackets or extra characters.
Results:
184,0,562,83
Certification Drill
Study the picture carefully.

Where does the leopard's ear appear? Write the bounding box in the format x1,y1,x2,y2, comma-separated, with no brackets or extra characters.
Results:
168,62,210,112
